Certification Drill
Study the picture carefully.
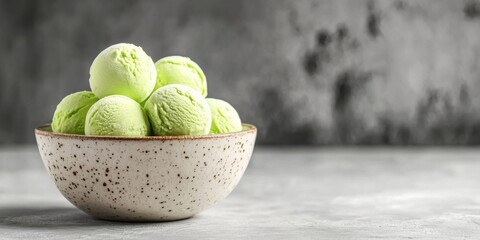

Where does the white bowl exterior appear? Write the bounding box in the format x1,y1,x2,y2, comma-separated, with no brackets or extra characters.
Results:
35,129,256,221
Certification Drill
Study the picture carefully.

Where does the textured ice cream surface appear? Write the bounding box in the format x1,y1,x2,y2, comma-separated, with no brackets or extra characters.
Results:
154,56,207,97
89,43,156,103
52,91,99,134
85,95,150,136
145,84,211,136
206,98,242,134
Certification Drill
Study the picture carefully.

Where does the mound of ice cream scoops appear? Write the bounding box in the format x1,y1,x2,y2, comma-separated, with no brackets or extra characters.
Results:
51,43,242,136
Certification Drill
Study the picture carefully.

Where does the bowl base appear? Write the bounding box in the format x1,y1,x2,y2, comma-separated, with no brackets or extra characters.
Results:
93,214,196,223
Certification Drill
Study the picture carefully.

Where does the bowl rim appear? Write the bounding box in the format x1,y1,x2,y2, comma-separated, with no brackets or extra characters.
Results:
35,123,256,141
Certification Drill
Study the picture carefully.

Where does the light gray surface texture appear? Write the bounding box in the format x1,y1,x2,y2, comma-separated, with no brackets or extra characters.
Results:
1,147,480,239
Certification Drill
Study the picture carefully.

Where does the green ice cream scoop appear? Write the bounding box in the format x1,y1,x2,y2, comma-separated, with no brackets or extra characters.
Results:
206,98,242,134
85,95,150,136
145,84,211,136
52,91,99,134
154,56,207,97
89,43,157,103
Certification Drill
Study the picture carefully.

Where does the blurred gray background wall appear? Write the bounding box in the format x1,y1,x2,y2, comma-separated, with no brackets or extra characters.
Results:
1,0,480,145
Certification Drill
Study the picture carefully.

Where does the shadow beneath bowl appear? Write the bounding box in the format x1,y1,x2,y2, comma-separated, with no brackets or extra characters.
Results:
0,206,155,228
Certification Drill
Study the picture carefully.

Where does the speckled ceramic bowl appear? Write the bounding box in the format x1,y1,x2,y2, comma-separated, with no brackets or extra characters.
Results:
35,124,256,222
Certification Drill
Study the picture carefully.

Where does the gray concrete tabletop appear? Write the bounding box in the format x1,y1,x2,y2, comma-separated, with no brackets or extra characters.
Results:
1,147,480,239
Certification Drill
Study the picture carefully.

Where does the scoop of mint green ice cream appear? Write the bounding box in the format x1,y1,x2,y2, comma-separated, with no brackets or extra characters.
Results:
154,56,207,97
145,84,211,136
85,95,150,136
89,43,156,103
206,98,242,134
52,91,99,134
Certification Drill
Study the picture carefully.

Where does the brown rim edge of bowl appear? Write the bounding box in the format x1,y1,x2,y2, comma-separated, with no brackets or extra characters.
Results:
35,124,257,141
